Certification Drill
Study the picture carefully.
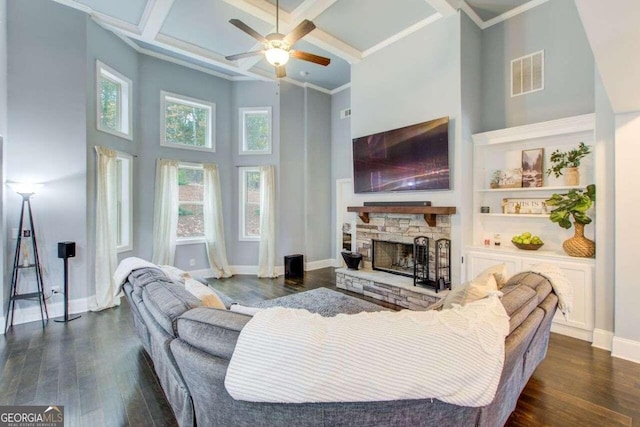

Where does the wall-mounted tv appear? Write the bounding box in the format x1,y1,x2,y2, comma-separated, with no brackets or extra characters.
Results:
352,116,450,193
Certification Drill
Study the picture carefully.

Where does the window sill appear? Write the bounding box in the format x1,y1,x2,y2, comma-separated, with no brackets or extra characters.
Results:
176,237,206,246
97,125,132,141
238,237,260,242
117,245,133,253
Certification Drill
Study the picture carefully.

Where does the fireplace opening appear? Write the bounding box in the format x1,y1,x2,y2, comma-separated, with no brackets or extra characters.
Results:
371,240,415,277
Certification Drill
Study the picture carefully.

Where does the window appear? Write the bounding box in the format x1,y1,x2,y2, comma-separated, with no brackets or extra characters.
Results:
178,164,205,240
511,50,544,97
240,107,272,155
115,153,133,252
97,61,132,140
161,91,215,152
239,167,261,240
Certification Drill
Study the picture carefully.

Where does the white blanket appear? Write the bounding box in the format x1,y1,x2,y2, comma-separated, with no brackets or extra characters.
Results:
225,294,510,407
527,263,573,318
113,257,161,295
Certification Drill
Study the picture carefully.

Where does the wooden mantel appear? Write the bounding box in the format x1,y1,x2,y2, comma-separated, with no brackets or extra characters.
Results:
347,205,457,227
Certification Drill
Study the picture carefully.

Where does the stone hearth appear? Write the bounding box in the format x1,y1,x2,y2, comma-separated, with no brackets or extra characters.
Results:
336,268,446,310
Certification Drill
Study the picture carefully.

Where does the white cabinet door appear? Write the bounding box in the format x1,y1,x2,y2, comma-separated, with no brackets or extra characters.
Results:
466,251,522,280
520,259,594,333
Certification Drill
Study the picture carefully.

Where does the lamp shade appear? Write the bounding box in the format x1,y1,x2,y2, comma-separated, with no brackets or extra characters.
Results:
8,182,44,195
265,47,290,66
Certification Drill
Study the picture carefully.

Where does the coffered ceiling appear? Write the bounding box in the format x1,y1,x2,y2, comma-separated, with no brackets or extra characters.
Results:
54,0,550,93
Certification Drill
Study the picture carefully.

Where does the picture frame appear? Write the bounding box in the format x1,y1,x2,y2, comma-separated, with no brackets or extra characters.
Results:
502,198,549,215
522,148,544,187
496,168,523,188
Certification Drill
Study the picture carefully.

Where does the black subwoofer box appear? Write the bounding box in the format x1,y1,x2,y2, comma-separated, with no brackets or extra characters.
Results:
284,254,304,279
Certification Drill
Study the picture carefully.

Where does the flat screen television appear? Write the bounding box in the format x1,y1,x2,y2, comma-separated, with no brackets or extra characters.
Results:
352,116,450,193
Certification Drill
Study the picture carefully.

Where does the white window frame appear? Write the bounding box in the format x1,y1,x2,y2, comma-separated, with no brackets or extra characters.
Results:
161,91,216,152
115,152,133,253
177,162,206,245
510,50,545,98
96,60,133,140
239,166,261,242
239,107,272,155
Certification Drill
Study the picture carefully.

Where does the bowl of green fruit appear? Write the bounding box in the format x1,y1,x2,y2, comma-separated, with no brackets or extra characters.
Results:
511,232,544,250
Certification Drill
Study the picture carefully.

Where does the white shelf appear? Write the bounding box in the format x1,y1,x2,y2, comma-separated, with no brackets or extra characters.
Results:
465,245,596,264
479,213,550,218
476,186,583,193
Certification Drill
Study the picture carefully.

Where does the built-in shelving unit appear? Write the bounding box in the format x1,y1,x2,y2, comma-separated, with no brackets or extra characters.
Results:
468,114,597,343
347,206,456,227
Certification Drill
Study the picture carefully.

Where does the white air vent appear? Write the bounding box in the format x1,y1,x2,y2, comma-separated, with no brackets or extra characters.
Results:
511,50,544,97
340,108,351,119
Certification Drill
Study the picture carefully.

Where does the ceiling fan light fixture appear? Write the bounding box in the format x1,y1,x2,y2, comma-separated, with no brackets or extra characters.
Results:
265,47,290,66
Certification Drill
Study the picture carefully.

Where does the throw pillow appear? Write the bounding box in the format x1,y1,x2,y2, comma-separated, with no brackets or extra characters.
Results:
442,274,498,309
229,304,264,316
475,263,509,289
184,278,226,309
159,265,191,285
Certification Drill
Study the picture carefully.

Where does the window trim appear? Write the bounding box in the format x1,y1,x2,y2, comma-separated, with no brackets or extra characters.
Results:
115,152,133,253
239,107,272,155
96,60,133,140
239,166,261,242
177,162,206,243
161,91,216,152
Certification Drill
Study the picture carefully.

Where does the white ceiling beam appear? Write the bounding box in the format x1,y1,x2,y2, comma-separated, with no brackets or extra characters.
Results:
139,0,175,39
426,0,457,17
482,0,549,29
362,13,442,58
221,0,291,25
291,0,338,22
458,0,485,29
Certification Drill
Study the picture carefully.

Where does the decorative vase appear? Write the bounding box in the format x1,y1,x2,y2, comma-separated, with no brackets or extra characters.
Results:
341,251,362,270
564,167,580,186
562,222,595,258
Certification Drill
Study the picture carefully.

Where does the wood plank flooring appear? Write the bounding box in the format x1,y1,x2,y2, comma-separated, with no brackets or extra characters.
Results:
1,267,638,426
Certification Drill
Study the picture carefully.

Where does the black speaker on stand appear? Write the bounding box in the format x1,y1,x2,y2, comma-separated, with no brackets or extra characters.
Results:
54,241,81,323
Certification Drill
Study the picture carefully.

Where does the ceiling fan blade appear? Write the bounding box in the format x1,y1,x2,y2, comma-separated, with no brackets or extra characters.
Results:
229,19,267,43
225,50,265,61
291,50,331,66
275,65,286,78
283,19,316,45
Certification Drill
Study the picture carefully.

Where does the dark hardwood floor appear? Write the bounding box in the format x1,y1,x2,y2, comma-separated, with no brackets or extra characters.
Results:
1,267,638,426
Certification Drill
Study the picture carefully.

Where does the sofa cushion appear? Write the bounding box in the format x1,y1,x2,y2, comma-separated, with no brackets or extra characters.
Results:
185,278,227,309
500,284,539,333
143,282,202,336
505,272,553,303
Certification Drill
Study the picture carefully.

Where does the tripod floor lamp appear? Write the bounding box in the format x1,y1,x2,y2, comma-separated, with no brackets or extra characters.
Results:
5,183,49,332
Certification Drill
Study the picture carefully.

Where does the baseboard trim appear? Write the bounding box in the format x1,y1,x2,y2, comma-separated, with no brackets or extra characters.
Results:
304,259,334,271
592,328,614,351
551,323,593,342
612,336,640,364
188,268,214,278
1,296,92,333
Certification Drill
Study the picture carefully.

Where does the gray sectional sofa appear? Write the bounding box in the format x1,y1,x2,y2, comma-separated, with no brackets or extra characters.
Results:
122,267,558,427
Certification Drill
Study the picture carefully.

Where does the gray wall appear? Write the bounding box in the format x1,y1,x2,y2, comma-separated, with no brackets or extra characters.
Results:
6,0,88,300
480,0,594,131
137,55,232,271
330,88,350,259
460,12,482,273
0,0,7,315
305,89,332,262
350,13,466,285
594,69,615,336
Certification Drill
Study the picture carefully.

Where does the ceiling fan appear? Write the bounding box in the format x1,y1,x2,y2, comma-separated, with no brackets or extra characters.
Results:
225,0,331,78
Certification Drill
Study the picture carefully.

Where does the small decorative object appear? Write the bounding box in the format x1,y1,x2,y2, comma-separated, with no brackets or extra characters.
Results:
511,232,544,250
546,142,592,186
546,184,596,257
483,237,491,246
493,233,501,246
490,170,503,189
480,206,490,213
502,198,548,214
341,251,363,270
522,148,544,187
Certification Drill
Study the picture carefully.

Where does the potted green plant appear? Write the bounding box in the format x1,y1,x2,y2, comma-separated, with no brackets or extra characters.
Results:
546,142,592,186
545,184,596,257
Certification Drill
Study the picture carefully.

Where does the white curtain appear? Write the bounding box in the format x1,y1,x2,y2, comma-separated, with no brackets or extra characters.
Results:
257,165,278,278
203,163,232,278
92,146,121,311
152,159,179,265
